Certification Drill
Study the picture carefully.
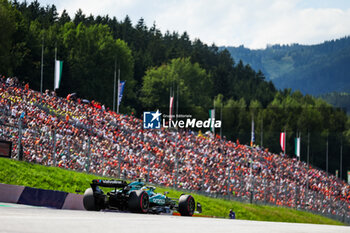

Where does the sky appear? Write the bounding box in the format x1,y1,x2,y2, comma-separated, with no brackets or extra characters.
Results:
32,0,350,49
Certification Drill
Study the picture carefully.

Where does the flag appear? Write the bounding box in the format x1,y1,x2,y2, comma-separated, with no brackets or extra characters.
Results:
54,60,63,90
280,132,286,152
209,109,215,133
295,137,300,157
169,96,174,122
118,81,126,105
250,118,255,147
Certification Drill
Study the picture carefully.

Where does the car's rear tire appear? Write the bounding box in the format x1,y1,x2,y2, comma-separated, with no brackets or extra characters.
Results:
83,188,99,211
128,190,149,213
178,195,195,216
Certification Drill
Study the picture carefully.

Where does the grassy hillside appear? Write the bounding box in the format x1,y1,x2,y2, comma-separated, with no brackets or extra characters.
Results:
0,158,343,225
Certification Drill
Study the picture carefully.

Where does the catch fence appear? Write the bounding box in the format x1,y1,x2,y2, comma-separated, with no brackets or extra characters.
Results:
0,110,349,224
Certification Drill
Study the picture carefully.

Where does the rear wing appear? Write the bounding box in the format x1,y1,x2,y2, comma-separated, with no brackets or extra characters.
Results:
91,179,128,188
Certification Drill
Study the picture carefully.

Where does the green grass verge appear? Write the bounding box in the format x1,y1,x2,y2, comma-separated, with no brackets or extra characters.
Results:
0,158,343,225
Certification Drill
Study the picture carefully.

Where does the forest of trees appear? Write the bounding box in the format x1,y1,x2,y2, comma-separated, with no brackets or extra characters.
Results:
0,0,350,179
320,92,350,115
223,37,350,95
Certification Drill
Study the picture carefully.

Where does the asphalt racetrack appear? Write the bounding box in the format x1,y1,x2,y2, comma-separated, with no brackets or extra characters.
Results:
1,202,349,233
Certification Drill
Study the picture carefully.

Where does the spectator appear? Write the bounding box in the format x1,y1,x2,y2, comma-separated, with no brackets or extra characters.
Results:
229,209,235,219
0,76,349,219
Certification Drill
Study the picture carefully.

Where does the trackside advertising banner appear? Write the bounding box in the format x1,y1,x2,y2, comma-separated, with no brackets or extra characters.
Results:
280,132,286,152
295,137,300,157
251,118,255,146
54,60,63,90
118,81,126,105
209,109,215,133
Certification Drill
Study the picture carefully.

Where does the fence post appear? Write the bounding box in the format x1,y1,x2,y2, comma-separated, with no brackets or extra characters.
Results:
147,149,151,183
284,182,287,206
202,154,207,191
67,139,70,161
274,179,278,206
176,137,179,189
305,180,309,209
264,179,267,205
118,150,122,179
250,177,255,204
227,167,231,195
173,151,178,189
343,202,347,223
240,173,244,198
17,118,23,161
295,184,298,209
52,129,56,166
86,135,91,172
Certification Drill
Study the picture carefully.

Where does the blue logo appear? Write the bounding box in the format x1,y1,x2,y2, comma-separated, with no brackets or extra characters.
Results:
143,110,161,129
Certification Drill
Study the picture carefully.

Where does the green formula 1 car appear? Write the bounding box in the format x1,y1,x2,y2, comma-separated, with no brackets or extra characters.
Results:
83,179,202,216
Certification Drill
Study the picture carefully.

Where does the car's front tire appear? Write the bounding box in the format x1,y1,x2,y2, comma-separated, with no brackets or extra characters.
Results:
128,190,149,213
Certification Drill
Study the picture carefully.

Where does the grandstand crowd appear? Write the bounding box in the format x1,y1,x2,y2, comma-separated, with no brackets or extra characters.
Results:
0,75,349,218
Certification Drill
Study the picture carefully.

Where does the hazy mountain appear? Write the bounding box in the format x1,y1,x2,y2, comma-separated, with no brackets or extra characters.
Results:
222,36,350,95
